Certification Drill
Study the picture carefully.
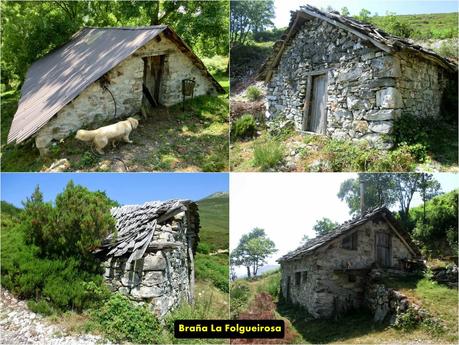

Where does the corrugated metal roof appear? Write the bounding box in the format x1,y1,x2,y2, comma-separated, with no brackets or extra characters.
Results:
8,26,167,144
7,25,225,144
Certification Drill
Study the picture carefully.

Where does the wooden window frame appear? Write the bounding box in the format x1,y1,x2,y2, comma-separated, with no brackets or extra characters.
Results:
295,272,301,287
301,69,331,133
342,232,358,251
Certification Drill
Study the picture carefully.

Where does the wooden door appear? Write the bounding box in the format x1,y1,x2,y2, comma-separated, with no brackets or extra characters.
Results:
143,55,165,106
376,232,391,267
307,74,328,133
286,276,291,301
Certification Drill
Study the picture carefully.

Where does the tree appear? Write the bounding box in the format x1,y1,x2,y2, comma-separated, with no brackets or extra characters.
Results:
409,190,458,257
1,1,229,89
338,173,441,226
419,174,441,223
338,173,396,215
301,234,311,244
313,218,339,237
356,8,372,22
377,12,414,38
21,181,117,270
230,0,274,45
340,7,350,16
231,228,277,278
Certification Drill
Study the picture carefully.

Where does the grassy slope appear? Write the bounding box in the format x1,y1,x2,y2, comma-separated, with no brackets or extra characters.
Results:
196,192,229,251
372,12,458,39
234,271,458,344
194,192,229,293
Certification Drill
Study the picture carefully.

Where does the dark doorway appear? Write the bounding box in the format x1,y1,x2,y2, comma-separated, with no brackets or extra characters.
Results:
286,276,291,301
303,73,328,133
376,232,391,267
142,55,165,108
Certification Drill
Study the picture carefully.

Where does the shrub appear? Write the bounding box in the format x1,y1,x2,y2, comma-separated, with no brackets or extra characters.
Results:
392,113,430,147
230,280,251,318
246,85,262,101
256,271,281,299
1,222,103,313
231,114,257,139
195,253,229,292
253,140,284,170
197,242,211,254
22,181,117,270
91,293,163,344
27,300,55,316
394,307,421,330
201,55,228,75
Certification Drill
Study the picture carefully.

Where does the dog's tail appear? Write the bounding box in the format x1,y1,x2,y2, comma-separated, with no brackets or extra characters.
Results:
75,129,96,142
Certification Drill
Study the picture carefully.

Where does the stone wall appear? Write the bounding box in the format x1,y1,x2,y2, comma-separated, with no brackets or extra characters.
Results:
397,52,449,118
135,34,218,106
266,17,450,149
35,32,218,153
102,211,194,318
280,219,415,318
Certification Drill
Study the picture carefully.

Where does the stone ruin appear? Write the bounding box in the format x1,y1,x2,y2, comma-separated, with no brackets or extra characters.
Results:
259,5,457,149
94,199,199,318
278,206,421,319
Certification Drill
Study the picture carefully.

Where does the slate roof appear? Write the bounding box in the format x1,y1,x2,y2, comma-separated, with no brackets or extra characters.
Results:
278,206,420,262
95,199,199,264
8,26,224,144
259,5,457,81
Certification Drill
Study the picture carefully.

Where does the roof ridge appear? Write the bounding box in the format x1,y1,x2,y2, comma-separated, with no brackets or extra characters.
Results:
278,205,390,262
82,25,168,30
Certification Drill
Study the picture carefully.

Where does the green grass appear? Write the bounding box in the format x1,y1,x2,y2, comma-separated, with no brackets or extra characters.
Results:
196,192,229,251
231,271,458,344
1,73,229,172
372,12,458,39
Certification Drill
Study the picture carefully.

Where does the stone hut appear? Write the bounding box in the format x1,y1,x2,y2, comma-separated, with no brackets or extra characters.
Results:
259,5,457,149
277,207,421,319
94,199,199,318
7,26,225,155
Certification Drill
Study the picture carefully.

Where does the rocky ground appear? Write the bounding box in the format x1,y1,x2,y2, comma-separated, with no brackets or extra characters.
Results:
0,289,110,345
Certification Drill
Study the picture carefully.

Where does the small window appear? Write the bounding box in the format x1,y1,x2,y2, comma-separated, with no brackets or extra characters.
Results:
295,272,301,286
302,271,308,284
342,232,358,250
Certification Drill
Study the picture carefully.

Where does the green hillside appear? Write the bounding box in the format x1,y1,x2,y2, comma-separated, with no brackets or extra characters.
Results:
197,192,229,251
371,12,458,39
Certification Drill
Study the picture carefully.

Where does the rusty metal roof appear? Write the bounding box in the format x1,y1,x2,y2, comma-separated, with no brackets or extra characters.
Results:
7,26,224,144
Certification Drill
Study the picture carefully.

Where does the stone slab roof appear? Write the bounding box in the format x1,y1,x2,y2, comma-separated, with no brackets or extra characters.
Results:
8,26,224,144
278,206,420,263
259,5,457,81
95,199,199,264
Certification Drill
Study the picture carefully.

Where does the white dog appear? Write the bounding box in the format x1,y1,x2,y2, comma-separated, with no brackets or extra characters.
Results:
75,117,139,154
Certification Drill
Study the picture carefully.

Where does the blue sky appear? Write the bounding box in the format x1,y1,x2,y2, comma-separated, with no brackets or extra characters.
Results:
274,0,458,27
1,173,229,207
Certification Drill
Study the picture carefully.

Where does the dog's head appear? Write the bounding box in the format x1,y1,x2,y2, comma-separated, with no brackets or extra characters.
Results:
127,117,139,129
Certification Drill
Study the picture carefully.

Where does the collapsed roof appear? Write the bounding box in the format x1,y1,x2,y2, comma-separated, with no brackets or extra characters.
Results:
259,5,457,81
95,199,199,264
8,26,224,144
278,206,420,263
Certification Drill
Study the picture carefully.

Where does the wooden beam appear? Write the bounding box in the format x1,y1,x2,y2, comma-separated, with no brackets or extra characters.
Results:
382,214,418,257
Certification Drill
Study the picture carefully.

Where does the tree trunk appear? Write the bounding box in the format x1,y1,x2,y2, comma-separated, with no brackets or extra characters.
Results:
246,266,251,278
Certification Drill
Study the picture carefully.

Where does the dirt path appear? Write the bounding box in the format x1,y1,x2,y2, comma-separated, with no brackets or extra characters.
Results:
0,289,110,345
